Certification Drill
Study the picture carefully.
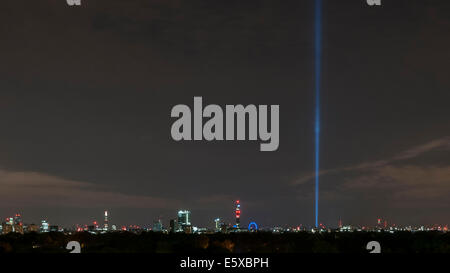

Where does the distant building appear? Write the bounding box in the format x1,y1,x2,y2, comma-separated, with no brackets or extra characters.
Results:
235,200,241,228
14,214,22,226
214,218,221,232
26,224,39,233
127,225,144,233
49,225,59,232
153,219,163,232
169,219,177,233
193,227,207,234
40,220,49,233
183,225,192,234
2,217,23,234
93,221,99,230
104,210,109,231
2,223,13,234
177,210,191,233
340,225,353,232
13,224,24,234
220,223,228,233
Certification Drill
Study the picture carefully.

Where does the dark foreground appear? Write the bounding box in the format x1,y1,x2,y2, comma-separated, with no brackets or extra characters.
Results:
0,231,449,253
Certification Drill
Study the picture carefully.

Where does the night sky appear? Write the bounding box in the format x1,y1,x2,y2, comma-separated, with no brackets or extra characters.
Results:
0,0,449,229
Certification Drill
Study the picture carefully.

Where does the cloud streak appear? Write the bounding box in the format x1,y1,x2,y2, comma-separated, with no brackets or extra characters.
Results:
0,169,178,209
292,136,450,185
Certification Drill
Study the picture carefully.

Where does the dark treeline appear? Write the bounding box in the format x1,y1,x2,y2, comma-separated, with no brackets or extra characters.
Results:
0,231,449,253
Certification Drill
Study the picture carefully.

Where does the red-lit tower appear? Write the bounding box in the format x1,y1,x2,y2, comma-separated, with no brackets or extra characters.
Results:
14,214,22,226
235,200,241,228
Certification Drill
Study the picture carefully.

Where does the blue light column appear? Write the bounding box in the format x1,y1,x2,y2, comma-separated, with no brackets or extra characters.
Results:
314,0,322,229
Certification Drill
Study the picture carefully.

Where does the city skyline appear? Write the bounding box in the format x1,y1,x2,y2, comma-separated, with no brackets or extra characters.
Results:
2,202,448,232
0,0,449,229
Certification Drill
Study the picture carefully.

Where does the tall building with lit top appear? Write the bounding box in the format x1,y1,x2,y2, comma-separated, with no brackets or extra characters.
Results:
214,218,221,232
177,210,191,233
235,200,241,228
40,220,49,233
104,210,109,231
14,214,22,226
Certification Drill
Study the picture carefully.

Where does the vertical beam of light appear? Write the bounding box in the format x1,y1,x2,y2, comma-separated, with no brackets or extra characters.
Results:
314,0,322,228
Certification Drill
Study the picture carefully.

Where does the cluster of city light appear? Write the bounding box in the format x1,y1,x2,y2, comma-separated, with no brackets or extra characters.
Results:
1,206,448,235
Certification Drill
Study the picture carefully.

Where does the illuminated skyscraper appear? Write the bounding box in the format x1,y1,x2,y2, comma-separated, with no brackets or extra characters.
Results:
214,218,221,232
104,210,109,231
40,220,49,233
14,214,22,226
235,200,241,228
177,210,191,232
